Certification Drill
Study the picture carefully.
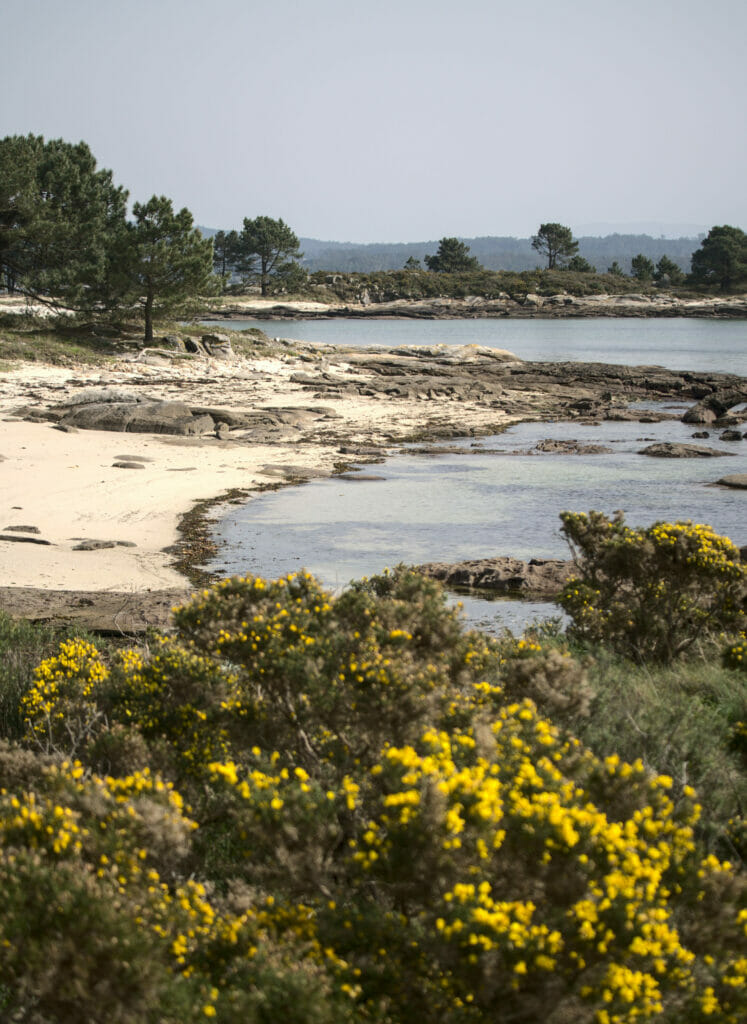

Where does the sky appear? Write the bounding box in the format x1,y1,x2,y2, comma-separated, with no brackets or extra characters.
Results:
3,0,746,242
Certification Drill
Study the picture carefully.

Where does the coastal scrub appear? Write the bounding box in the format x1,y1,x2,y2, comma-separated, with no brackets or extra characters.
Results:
5,568,747,1022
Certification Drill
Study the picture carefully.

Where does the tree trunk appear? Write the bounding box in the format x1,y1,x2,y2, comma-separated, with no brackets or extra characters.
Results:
144,287,154,343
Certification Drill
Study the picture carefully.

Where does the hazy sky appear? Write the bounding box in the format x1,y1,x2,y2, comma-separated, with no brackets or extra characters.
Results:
3,0,746,241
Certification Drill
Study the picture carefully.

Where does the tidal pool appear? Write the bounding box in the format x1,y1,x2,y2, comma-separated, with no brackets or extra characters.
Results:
207,408,746,635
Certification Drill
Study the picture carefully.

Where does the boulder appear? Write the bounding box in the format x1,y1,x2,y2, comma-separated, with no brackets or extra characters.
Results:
638,442,736,458
60,401,215,436
715,474,747,489
201,333,234,359
533,439,613,455
418,557,573,599
683,388,747,424
719,429,744,441
60,387,144,408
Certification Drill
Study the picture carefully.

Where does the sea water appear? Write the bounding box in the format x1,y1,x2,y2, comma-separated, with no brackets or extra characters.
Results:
201,316,747,376
206,383,746,634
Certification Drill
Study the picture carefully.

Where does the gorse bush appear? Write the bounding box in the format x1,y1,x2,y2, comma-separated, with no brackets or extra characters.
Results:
4,569,747,1022
558,512,746,663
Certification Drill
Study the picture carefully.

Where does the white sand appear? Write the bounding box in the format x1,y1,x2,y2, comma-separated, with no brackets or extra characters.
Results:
1,351,509,592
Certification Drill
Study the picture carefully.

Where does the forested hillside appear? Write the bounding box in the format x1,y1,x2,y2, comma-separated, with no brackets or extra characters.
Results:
294,234,703,274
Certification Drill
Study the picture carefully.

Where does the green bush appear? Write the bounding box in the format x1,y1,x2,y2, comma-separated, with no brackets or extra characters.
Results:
5,569,747,1022
0,612,105,741
565,649,747,862
558,512,746,663
723,635,747,673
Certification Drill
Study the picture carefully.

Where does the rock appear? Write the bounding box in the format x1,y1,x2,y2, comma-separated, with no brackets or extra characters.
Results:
129,404,215,436
215,422,231,440
0,534,52,545
691,431,710,438
336,473,387,481
0,586,188,634
418,557,573,599
3,525,41,534
638,442,736,458
715,474,747,489
60,400,215,436
72,539,137,551
683,388,747,424
112,461,145,469
61,387,143,407
719,429,743,441
201,334,234,360
159,334,185,350
338,445,382,456
523,293,543,308
533,439,614,455
53,424,79,433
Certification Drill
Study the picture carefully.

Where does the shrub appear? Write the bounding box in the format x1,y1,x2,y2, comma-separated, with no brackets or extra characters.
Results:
723,635,747,674
4,570,747,1022
558,511,746,663
0,613,104,742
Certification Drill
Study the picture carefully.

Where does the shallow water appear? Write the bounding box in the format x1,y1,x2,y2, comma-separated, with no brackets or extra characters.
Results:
201,316,747,376
208,407,746,635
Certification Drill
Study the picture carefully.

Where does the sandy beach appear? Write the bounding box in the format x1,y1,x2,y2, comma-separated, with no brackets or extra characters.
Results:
0,344,521,595
1,331,743,630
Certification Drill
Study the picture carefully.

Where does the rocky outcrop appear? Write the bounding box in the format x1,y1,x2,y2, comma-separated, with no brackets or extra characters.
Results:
715,474,747,489
418,557,573,599
682,388,747,425
638,442,736,458
58,400,216,435
0,587,189,634
28,387,342,442
209,293,747,321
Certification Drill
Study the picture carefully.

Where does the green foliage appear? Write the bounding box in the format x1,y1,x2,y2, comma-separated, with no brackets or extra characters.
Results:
607,261,626,277
6,569,747,1022
723,636,747,674
309,266,636,304
424,237,480,273
558,511,746,664
653,255,685,285
238,216,303,296
0,134,128,311
566,649,747,861
212,228,241,288
563,255,596,273
0,613,106,742
116,195,215,341
531,223,579,269
691,225,747,290
631,254,655,281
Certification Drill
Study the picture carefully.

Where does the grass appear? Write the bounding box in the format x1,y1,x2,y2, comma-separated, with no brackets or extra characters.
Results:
571,643,746,858
0,612,108,741
0,315,136,367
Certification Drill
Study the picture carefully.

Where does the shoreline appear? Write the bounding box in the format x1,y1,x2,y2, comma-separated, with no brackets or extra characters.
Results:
0,340,744,631
205,293,747,320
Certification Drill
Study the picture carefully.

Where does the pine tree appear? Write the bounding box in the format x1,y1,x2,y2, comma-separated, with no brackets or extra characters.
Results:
238,216,303,296
117,196,215,341
531,223,578,269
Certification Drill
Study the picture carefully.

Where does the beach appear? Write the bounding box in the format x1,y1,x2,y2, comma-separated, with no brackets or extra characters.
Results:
0,336,743,629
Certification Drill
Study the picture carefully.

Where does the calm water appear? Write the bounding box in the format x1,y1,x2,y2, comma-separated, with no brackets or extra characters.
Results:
202,317,747,376
208,401,747,635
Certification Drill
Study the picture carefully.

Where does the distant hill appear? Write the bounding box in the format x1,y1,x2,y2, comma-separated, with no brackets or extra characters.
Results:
198,227,705,275
297,234,704,274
